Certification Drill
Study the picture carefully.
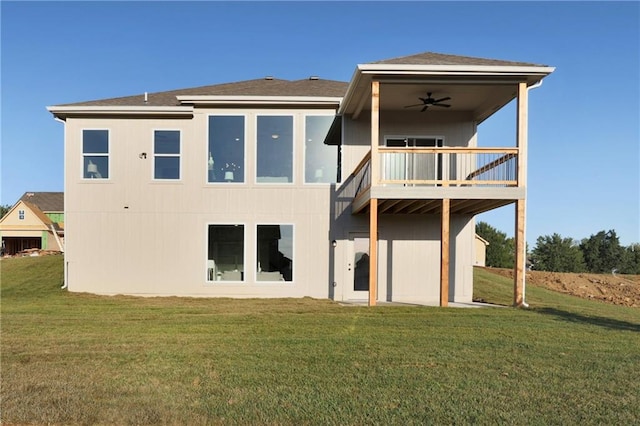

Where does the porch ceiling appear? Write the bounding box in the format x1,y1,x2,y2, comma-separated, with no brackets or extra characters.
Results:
340,66,551,123
353,198,515,216
354,80,518,124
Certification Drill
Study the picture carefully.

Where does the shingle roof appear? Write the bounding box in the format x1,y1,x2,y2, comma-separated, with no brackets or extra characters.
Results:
20,192,64,212
369,51,547,67
58,78,350,107
52,52,548,109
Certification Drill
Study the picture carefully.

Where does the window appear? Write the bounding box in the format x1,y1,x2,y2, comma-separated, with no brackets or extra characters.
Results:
305,115,337,183
208,116,245,183
257,116,293,183
154,130,180,180
256,224,293,281
83,130,109,179
207,225,244,282
18,210,25,220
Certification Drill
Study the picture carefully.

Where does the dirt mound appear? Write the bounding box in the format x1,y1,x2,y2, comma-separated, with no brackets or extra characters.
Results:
483,267,640,308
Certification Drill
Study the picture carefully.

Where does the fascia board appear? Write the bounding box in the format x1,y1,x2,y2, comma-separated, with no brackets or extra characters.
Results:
176,95,342,105
337,68,364,115
47,106,194,119
357,63,556,75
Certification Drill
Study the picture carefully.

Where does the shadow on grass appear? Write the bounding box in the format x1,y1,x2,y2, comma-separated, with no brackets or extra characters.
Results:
535,307,640,332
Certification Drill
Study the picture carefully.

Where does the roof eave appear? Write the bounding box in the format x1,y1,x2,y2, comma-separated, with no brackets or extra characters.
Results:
46,105,194,120
357,63,555,75
176,95,343,106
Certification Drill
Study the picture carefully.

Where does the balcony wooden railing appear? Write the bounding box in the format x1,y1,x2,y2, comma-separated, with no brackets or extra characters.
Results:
352,147,519,199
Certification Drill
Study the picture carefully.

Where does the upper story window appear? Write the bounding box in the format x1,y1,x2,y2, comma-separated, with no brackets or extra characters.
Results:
208,116,245,183
257,115,293,183
83,130,109,179
304,115,336,183
154,130,181,180
18,210,25,220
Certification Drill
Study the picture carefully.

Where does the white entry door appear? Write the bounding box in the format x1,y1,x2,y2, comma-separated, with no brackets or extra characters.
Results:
345,236,371,301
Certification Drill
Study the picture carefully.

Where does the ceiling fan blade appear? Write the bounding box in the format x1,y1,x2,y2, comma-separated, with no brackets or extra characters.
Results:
421,105,429,112
404,103,425,108
433,96,451,103
433,103,451,108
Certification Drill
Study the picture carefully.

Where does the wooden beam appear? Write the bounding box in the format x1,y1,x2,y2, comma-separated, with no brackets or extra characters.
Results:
371,80,380,187
440,198,450,307
392,199,415,213
418,200,441,214
514,199,526,306
369,198,378,306
379,199,402,214
517,82,528,187
406,201,425,214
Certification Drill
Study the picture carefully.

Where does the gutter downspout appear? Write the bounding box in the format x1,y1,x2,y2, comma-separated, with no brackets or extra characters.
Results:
53,115,68,290
521,79,544,308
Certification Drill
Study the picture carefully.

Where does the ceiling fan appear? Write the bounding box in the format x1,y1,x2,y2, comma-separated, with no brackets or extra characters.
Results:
404,92,451,112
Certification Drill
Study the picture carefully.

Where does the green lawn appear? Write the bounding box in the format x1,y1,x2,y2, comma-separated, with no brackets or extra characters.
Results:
2,255,639,425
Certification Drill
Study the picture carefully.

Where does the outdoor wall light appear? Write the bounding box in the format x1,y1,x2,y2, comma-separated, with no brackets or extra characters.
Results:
331,240,337,248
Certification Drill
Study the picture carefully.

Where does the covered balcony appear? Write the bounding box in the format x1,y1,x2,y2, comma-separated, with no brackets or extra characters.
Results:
335,55,553,308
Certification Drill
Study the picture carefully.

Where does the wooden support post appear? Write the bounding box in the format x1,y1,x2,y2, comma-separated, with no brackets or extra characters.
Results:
514,82,528,307
516,82,528,188
369,198,378,307
514,199,526,306
367,80,380,307
440,198,450,307
371,80,380,185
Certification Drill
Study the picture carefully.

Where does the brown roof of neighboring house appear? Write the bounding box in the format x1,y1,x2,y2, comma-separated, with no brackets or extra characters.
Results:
58,78,349,108
369,51,547,67
20,192,64,212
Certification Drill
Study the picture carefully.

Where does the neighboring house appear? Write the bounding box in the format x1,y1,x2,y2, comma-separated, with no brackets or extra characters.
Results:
0,192,64,255
474,234,490,267
47,51,553,306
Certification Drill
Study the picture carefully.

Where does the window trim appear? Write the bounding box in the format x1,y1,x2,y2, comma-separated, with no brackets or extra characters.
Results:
303,113,338,185
255,223,294,283
81,128,110,180
206,114,247,185
255,114,295,185
152,129,182,181
205,222,247,284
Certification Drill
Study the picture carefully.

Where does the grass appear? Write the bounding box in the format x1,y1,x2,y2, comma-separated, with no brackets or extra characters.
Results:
2,255,639,425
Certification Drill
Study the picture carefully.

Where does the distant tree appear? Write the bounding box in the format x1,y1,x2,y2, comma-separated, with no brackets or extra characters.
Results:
0,204,11,220
580,230,625,273
476,221,514,268
531,233,586,272
619,244,640,275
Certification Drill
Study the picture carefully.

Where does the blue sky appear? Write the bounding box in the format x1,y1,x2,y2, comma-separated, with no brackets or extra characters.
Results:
1,1,638,246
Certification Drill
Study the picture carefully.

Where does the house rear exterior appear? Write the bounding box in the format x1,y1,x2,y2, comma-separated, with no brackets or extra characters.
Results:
48,52,553,306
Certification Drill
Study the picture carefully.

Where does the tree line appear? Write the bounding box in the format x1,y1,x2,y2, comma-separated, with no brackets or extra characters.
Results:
476,222,640,275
